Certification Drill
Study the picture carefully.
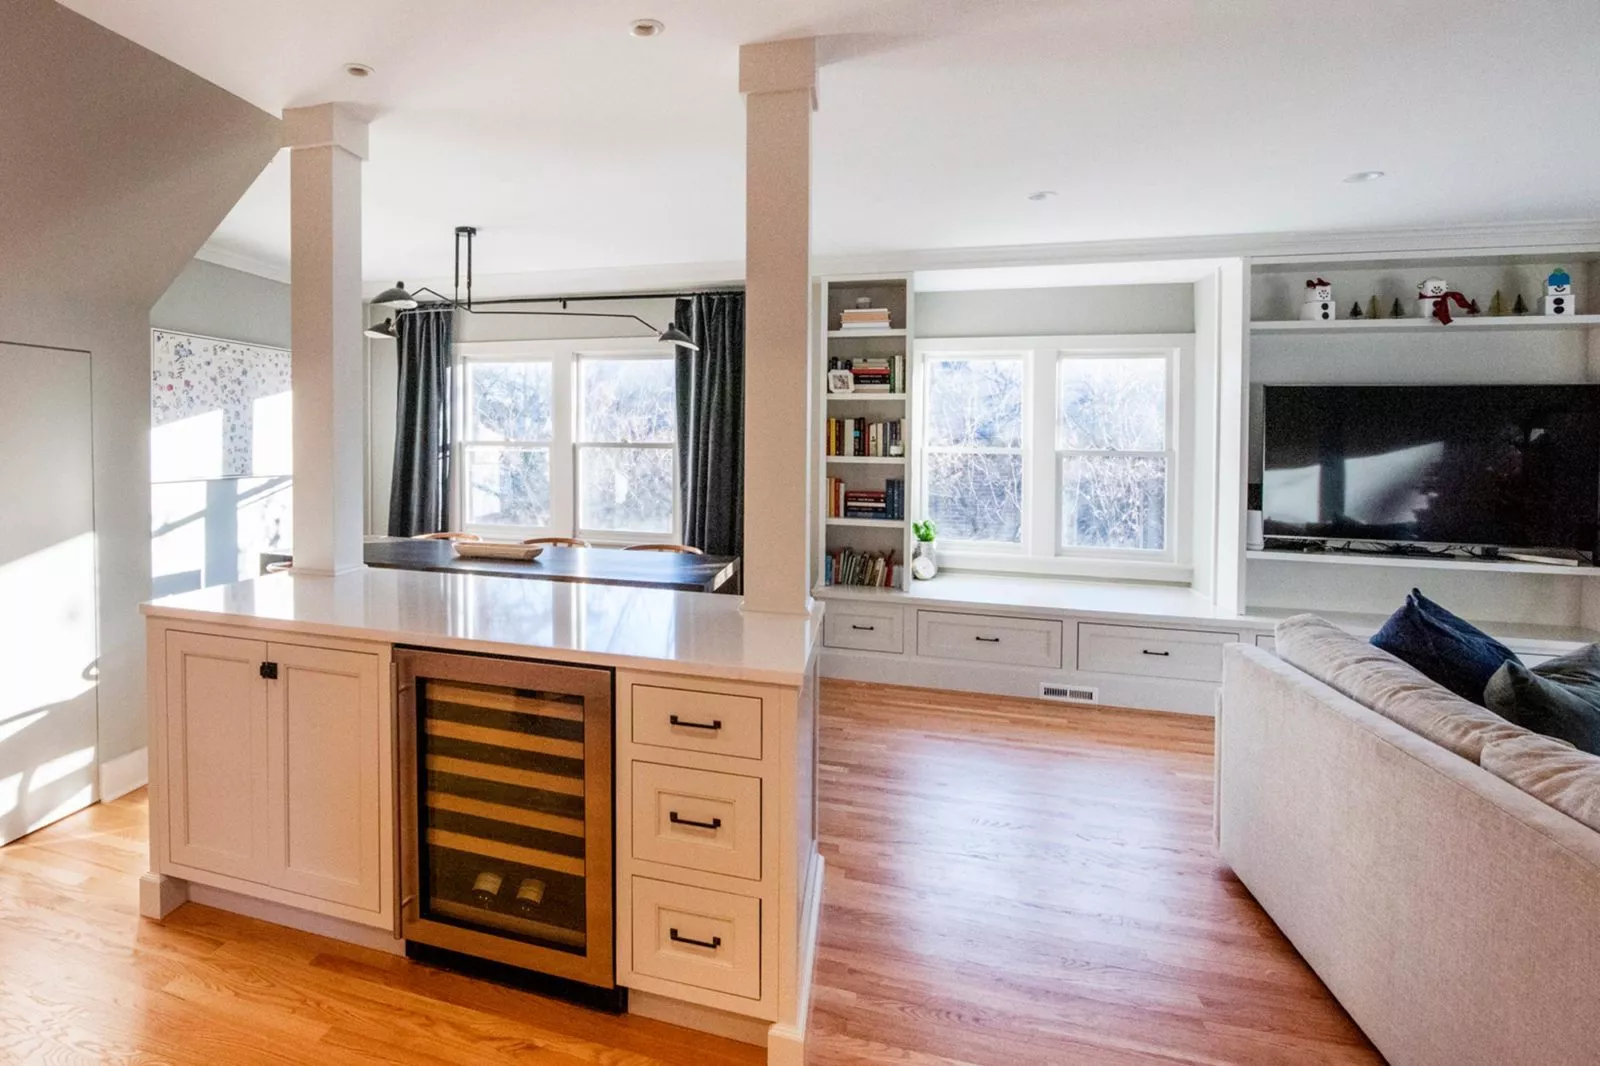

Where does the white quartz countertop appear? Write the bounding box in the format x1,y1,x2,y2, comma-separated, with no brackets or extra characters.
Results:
143,568,820,687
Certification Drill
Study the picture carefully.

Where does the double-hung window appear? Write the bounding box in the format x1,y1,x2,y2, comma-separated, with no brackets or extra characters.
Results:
915,336,1189,576
462,358,556,531
576,356,677,537
454,340,678,543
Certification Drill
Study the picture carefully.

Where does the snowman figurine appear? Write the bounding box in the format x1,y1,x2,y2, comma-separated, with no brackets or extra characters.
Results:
1300,278,1335,322
1417,277,1472,324
1544,268,1577,316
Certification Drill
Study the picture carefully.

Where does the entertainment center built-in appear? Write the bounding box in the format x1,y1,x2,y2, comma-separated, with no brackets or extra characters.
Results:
812,247,1600,715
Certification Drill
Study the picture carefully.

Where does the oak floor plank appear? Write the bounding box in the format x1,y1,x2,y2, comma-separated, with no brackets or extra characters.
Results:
0,680,1378,1065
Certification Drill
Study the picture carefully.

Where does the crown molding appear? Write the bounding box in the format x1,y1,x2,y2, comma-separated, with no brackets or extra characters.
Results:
194,241,291,285
363,220,1600,302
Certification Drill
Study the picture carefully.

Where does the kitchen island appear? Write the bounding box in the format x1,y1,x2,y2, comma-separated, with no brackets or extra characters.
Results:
140,568,823,1065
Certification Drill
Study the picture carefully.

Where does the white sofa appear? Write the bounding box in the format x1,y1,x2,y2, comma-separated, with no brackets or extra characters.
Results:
1217,618,1600,1066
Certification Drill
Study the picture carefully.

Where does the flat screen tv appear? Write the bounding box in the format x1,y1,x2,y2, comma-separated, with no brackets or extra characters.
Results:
1261,384,1600,555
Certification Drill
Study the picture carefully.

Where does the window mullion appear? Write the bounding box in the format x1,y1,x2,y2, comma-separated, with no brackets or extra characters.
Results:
1027,350,1056,557
552,350,575,536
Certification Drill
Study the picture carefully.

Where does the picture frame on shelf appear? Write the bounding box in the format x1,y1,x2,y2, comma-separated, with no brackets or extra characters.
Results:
827,368,855,393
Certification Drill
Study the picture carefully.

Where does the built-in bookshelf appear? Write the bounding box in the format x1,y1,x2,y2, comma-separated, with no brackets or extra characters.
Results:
817,274,914,590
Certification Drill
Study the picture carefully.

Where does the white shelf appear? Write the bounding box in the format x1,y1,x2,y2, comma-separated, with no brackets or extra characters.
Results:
1251,315,1600,335
827,328,907,338
825,455,905,465
1246,549,1600,577
825,392,907,402
825,517,906,529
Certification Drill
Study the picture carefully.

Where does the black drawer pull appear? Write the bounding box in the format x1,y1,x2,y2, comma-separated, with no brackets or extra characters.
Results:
1142,649,1171,657
851,623,876,631
259,661,279,680
669,928,722,950
669,812,723,831
669,715,722,731
975,635,1001,643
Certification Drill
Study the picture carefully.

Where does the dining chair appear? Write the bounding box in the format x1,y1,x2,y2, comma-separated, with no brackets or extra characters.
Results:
412,532,481,542
624,543,704,555
523,536,591,548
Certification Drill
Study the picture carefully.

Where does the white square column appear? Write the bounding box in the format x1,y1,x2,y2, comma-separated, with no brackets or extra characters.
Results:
285,104,368,575
740,38,817,616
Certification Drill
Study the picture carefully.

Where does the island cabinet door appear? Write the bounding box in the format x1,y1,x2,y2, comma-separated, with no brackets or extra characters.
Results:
165,632,269,881
263,642,384,911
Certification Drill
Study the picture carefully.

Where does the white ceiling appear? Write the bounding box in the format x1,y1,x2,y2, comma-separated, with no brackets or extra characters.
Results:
59,0,1600,289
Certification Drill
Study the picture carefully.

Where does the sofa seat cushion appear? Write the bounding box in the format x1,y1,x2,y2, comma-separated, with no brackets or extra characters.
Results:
1276,613,1529,763
1370,589,1519,705
1485,645,1600,756
1481,732,1600,833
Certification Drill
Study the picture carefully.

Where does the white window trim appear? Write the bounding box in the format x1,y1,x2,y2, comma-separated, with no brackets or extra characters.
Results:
915,334,1195,582
454,337,680,545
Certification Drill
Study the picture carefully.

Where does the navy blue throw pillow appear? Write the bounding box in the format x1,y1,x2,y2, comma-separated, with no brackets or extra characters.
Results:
1370,589,1520,705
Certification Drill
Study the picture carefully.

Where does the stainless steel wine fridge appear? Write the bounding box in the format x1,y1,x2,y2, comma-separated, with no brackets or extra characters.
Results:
395,649,616,997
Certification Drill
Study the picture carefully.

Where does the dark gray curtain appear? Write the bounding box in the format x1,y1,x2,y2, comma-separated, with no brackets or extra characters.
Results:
674,293,744,558
387,305,455,537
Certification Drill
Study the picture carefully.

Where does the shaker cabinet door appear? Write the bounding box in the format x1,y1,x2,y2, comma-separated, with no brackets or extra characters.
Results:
263,642,384,911
165,632,268,880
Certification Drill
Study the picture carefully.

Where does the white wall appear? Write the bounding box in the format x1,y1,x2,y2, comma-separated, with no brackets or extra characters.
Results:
0,0,280,766
152,258,291,348
366,296,679,534
916,283,1194,336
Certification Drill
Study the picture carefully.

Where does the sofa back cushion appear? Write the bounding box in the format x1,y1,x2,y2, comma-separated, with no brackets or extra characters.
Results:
1485,645,1600,756
1276,613,1529,763
1370,588,1519,705
1480,732,1600,833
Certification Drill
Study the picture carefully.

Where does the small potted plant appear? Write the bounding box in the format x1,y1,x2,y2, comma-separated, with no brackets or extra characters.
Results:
911,519,938,580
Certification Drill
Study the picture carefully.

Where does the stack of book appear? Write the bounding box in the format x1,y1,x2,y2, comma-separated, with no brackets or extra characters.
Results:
838,306,892,331
824,548,897,588
825,416,905,457
829,355,905,393
824,478,905,520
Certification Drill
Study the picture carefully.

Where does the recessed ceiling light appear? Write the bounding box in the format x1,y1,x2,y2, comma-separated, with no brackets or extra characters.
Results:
1027,190,1057,202
344,63,374,78
1343,170,1386,183
630,18,665,38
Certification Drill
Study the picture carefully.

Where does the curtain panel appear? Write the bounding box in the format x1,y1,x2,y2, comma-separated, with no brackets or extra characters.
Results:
387,305,455,537
674,293,745,559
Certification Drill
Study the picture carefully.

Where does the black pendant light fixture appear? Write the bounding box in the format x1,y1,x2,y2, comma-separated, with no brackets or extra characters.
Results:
364,226,699,351
372,282,418,310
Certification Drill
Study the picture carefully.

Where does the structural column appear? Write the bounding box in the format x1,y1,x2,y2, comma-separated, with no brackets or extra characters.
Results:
740,38,817,616
285,104,368,574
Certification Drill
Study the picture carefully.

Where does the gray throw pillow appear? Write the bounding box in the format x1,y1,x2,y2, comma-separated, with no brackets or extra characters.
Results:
1485,644,1600,756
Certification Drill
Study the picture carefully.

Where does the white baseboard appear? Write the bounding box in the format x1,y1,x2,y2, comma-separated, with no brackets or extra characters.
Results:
767,852,826,1066
628,990,769,1047
185,882,405,955
100,746,148,801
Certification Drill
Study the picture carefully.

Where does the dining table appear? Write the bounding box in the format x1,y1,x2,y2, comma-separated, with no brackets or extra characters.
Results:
356,537,741,594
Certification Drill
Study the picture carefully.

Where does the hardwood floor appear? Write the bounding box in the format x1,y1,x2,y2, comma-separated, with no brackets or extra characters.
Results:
805,682,1382,1066
0,681,1379,1065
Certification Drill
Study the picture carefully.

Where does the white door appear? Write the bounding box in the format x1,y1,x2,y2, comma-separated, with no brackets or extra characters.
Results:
164,631,268,879
0,344,99,845
264,642,383,910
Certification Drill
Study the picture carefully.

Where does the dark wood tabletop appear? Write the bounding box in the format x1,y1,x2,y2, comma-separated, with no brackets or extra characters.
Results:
360,537,740,594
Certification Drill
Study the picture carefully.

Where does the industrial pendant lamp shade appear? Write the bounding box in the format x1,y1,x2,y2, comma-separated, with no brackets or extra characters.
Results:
657,323,699,351
363,318,397,340
374,281,418,309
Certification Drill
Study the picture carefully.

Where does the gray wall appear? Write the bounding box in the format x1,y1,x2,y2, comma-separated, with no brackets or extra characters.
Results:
0,0,281,765
916,284,1195,336
152,259,292,348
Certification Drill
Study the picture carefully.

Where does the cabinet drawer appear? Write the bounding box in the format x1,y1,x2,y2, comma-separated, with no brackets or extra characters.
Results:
1254,633,1277,654
631,877,761,999
631,763,762,880
916,611,1063,669
823,606,904,654
631,685,762,761
1079,624,1240,683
